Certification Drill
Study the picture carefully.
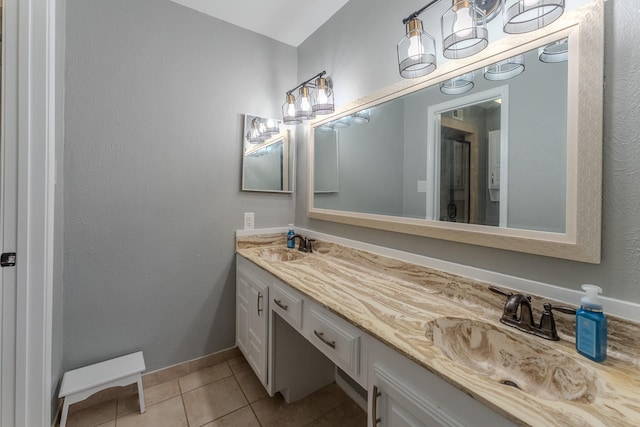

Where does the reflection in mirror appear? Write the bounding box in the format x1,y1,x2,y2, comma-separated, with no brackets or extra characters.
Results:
313,40,568,233
242,114,293,193
314,129,339,193
308,1,603,263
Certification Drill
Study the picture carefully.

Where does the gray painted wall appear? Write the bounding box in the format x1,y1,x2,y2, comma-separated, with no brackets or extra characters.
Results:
63,0,297,371
297,0,640,303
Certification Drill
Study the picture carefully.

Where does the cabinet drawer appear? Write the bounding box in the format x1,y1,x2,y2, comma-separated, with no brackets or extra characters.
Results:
271,281,304,330
307,305,361,376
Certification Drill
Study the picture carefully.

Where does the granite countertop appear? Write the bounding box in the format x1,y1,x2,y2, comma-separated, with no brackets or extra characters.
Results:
236,233,640,427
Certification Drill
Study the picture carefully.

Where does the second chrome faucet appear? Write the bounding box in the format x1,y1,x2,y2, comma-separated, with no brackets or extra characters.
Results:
490,286,576,341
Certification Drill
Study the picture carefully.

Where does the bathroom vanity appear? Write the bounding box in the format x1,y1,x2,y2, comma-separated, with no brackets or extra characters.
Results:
235,232,640,427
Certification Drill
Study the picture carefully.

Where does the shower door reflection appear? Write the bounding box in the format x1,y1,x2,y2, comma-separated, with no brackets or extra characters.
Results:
440,135,471,223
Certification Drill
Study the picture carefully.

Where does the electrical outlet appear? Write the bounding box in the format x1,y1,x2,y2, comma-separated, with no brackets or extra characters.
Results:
417,180,427,193
244,212,255,230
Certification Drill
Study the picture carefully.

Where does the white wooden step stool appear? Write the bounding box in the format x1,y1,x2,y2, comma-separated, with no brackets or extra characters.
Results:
58,351,145,427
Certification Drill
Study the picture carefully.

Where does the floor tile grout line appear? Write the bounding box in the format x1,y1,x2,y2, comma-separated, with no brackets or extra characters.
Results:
178,362,235,395
180,388,191,427
248,399,265,427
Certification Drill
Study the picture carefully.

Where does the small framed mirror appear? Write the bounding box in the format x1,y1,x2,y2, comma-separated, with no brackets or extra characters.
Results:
242,114,294,193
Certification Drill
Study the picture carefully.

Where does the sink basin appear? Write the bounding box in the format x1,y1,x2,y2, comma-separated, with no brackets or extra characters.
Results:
254,247,307,262
425,317,598,403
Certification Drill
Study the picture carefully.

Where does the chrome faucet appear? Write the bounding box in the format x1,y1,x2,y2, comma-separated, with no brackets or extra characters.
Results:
287,234,315,253
490,286,576,341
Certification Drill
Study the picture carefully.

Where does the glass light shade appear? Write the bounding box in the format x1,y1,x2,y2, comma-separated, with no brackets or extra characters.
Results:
264,118,280,135
248,118,266,143
442,1,489,59
317,123,335,131
282,93,301,125
351,110,370,124
503,0,565,34
295,86,316,120
440,72,475,94
538,38,568,63
312,77,335,115
332,117,351,128
397,18,437,79
484,54,525,80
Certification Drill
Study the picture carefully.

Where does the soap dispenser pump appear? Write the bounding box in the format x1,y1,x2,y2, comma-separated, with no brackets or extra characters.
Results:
576,284,607,362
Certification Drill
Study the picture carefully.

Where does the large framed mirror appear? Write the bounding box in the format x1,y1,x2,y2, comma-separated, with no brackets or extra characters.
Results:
242,114,293,193
308,1,603,263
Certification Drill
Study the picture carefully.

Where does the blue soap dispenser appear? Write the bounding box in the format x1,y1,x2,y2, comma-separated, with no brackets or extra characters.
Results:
576,284,607,362
286,224,295,249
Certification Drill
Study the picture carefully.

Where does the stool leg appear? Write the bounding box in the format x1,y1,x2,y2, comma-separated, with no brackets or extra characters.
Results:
59,401,70,427
137,376,145,414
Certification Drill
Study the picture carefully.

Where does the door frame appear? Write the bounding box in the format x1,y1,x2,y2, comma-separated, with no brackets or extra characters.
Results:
426,85,509,226
1,0,57,426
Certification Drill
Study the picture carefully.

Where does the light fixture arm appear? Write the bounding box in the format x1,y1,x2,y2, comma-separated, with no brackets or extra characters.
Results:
286,71,327,95
402,0,440,25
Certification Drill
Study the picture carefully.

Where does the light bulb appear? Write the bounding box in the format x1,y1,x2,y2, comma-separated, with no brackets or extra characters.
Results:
453,6,473,37
287,103,295,117
407,35,424,58
300,96,311,112
317,89,328,105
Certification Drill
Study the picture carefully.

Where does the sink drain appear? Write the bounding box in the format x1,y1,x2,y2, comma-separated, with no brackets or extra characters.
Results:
499,379,520,390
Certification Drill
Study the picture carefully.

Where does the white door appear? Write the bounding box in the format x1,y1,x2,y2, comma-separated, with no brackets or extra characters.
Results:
1,0,57,425
1,0,19,424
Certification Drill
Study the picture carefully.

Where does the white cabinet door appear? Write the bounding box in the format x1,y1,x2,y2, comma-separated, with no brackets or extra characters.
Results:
368,339,516,427
236,257,269,387
247,279,268,384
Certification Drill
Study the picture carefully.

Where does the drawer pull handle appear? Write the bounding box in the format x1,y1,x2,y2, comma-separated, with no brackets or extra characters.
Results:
273,299,289,310
372,385,382,424
313,330,336,349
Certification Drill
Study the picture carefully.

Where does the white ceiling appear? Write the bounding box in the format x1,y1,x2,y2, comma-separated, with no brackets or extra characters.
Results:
169,0,350,47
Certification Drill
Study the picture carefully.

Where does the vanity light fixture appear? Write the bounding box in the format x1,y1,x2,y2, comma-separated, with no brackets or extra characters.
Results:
484,54,525,80
282,71,334,124
538,38,568,63
398,0,564,79
398,13,438,78
282,93,300,125
441,1,488,59
503,0,565,34
440,71,475,94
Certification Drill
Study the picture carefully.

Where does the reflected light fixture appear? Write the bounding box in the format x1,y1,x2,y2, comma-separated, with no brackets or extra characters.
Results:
503,0,565,34
351,110,370,124
332,117,351,128
247,116,281,144
440,71,475,94
398,0,564,79
484,54,525,80
538,38,568,63
282,71,334,125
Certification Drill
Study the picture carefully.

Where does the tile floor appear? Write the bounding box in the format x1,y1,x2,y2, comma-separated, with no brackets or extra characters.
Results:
62,355,367,427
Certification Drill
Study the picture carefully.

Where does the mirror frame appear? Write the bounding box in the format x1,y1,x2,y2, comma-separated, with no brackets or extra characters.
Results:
242,114,294,193
307,1,603,263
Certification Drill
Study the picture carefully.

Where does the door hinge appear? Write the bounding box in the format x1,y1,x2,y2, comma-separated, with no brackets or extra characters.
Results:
1,253,16,267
